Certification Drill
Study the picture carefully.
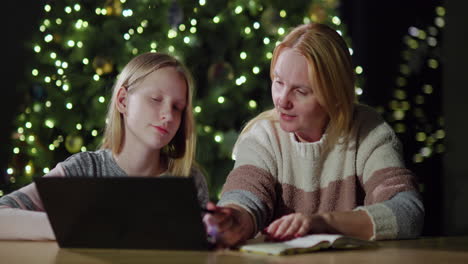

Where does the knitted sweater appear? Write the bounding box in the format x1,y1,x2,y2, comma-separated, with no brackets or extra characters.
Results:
218,104,424,240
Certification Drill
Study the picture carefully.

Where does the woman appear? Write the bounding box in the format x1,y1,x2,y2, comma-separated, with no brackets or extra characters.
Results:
205,23,424,247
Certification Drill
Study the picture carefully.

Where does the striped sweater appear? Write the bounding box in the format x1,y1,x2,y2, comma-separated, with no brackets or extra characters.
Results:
219,104,424,240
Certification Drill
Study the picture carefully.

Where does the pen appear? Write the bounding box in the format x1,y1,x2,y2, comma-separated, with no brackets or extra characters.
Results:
201,208,216,214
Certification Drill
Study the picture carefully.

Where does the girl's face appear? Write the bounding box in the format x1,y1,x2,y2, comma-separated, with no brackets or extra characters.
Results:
121,67,187,151
271,48,329,141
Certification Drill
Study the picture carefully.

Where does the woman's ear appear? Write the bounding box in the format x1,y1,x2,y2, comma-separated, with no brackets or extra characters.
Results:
116,86,128,114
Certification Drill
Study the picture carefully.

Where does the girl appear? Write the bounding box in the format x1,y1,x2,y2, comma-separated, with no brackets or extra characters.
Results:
0,52,208,240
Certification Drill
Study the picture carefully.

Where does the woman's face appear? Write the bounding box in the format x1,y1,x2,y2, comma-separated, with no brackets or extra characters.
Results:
271,48,329,142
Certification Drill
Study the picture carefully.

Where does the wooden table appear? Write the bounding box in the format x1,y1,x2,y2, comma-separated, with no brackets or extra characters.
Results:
1,236,467,264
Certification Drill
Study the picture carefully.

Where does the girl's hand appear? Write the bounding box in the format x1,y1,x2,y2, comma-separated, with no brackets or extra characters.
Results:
263,213,328,241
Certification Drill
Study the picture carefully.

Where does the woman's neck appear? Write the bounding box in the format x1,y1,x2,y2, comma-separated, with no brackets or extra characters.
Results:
114,145,167,177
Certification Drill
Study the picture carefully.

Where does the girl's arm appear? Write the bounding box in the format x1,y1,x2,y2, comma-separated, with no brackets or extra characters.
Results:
0,164,66,240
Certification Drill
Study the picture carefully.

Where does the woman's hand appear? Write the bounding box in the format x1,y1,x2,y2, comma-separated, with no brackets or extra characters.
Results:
203,202,255,248
263,212,329,241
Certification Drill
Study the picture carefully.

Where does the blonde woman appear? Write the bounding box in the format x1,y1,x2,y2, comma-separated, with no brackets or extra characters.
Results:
0,52,208,240
205,23,424,247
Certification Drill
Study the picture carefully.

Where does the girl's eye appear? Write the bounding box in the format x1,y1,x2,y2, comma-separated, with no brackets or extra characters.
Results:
275,80,284,85
152,97,162,102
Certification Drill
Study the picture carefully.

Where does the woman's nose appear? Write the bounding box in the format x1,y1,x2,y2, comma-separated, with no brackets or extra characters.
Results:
278,93,292,109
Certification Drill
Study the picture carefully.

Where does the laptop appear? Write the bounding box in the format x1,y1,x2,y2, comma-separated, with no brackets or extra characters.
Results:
35,176,212,250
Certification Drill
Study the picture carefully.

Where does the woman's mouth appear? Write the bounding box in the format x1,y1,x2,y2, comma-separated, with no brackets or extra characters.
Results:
280,113,296,121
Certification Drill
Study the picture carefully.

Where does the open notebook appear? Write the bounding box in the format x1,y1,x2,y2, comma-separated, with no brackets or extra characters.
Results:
240,234,377,256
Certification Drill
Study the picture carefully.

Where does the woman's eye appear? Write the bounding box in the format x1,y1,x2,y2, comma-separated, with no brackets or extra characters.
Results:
152,97,162,102
296,89,307,95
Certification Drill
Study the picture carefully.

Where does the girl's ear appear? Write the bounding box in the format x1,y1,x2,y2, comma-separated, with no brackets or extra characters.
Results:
116,86,128,114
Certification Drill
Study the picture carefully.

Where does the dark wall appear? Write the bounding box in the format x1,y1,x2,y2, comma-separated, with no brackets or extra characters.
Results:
2,2,42,186
442,0,468,235
341,0,468,236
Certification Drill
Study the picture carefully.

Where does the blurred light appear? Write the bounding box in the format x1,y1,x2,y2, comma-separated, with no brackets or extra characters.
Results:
214,134,223,142
76,123,82,130
235,6,243,14
194,106,202,113
355,66,363,74
213,16,220,23
263,37,270,45
44,34,53,42
278,27,285,35
253,22,260,29
92,130,98,136
66,103,73,109
428,59,439,69
98,96,105,103
416,132,426,142
355,87,363,95
240,52,247,60
45,120,55,128
435,17,445,28
409,26,419,37
217,96,225,104
332,16,341,25
123,9,133,17
248,100,257,109
168,29,177,38
7,168,13,175
199,0,206,6
43,168,50,174
13,147,20,154
280,10,287,18
252,66,260,74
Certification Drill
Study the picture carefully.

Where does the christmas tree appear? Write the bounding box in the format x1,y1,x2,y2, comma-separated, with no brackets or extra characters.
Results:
1,0,362,200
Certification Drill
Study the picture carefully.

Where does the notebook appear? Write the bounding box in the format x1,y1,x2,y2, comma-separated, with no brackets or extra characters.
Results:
240,234,377,255
34,176,212,250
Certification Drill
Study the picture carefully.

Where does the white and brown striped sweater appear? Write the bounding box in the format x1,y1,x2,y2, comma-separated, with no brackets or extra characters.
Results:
219,104,424,240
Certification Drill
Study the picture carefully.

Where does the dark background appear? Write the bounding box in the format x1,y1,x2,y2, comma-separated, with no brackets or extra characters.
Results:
2,0,467,236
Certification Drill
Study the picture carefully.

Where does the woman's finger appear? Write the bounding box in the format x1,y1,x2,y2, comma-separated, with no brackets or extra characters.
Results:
272,216,293,238
281,216,301,239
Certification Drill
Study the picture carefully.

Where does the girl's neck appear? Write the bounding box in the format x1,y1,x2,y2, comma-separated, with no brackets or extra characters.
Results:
114,146,167,177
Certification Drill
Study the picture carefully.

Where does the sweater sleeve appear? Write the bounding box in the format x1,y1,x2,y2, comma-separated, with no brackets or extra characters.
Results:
355,108,424,240
0,164,65,240
218,120,278,233
190,166,209,208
